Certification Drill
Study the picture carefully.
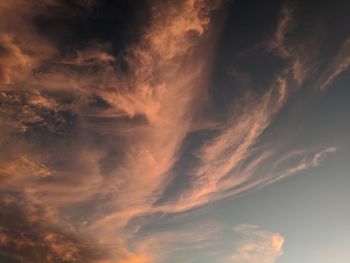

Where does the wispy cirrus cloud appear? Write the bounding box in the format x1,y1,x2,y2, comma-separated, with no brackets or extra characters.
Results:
0,0,347,262
132,223,221,263
319,38,350,91
0,0,223,261
267,4,294,58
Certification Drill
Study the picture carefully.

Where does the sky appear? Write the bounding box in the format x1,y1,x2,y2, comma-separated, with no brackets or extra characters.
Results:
0,0,349,262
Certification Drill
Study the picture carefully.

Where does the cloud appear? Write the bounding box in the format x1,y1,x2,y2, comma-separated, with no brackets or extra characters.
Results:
267,147,338,183
0,1,346,262
131,223,221,263
0,0,57,88
158,69,292,212
319,38,350,91
268,4,350,91
265,4,313,85
267,5,294,58
230,224,284,263
0,0,223,261
210,146,338,204
84,0,223,237
0,192,113,263
0,34,32,85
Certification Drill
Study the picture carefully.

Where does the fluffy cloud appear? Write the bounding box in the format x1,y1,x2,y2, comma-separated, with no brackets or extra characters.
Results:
231,224,284,263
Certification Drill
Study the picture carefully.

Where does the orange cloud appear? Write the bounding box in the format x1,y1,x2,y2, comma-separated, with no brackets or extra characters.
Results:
0,0,222,261
80,0,222,239
0,1,344,262
231,224,284,263
161,72,291,212
0,33,32,85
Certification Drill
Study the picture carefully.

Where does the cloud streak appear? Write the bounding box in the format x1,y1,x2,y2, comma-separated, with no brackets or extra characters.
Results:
320,38,350,91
